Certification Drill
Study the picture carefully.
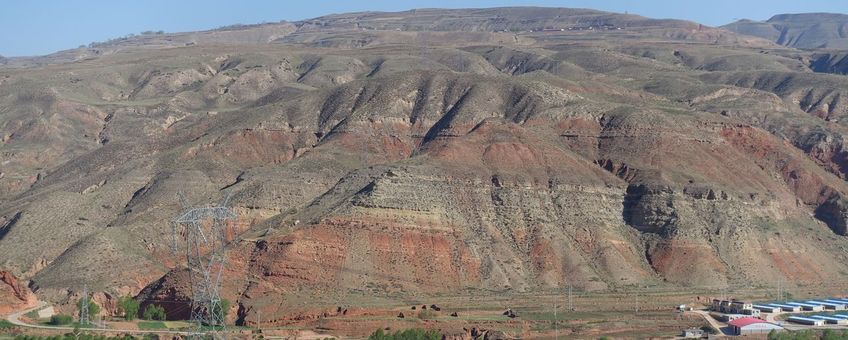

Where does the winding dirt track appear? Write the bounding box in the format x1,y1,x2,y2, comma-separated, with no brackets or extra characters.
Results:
688,310,730,335
6,301,190,336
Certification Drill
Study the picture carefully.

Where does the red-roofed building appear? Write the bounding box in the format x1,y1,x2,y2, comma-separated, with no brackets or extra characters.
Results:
728,317,784,335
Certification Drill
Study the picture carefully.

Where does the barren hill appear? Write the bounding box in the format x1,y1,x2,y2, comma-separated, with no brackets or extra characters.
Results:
724,13,848,49
2,6,848,327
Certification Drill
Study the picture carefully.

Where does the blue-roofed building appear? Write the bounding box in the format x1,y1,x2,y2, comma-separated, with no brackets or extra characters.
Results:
833,314,848,319
787,302,824,311
809,315,848,325
822,300,847,310
808,300,845,310
787,316,825,326
770,303,801,312
753,305,780,313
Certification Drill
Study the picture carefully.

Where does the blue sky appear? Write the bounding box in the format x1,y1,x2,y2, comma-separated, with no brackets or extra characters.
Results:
1,0,846,57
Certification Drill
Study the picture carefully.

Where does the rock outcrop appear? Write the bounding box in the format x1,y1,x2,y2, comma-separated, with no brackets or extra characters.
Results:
0,270,36,314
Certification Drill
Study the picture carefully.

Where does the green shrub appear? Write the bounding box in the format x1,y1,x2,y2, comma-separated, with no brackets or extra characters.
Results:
24,309,40,320
48,314,73,325
212,299,230,323
768,329,821,340
142,305,166,321
369,328,440,340
118,296,140,321
0,319,15,329
77,299,101,317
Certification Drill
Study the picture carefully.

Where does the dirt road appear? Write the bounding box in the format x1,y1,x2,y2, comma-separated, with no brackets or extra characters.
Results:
6,301,190,336
688,310,729,335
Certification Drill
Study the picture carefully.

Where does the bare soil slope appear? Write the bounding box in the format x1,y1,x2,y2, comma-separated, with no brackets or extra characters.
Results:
1,6,848,326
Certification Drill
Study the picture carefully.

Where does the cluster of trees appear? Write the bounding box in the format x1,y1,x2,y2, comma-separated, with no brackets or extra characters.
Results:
117,295,140,321
142,305,166,321
75,294,228,323
768,329,848,340
40,294,232,330
369,328,440,340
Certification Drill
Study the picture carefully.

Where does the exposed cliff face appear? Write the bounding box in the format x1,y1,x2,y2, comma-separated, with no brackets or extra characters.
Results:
815,195,848,236
141,110,848,322
811,53,848,75
0,270,36,314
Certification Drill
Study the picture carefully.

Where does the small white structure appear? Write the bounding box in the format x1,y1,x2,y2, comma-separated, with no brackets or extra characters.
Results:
710,312,747,322
682,328,704,338
36,306,55,319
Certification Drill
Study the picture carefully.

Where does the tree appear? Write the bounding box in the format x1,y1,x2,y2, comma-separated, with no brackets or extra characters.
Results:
212,299,230,324
77,299,101,317
48,314,73,325
118,296,140,321
143,305,166,321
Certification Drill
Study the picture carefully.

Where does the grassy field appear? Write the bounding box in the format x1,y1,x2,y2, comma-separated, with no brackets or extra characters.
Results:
137,321,167,330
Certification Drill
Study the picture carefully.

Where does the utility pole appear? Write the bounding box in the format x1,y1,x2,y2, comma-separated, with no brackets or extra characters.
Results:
362,114,370,166
266,186,277,235
553,296,558,340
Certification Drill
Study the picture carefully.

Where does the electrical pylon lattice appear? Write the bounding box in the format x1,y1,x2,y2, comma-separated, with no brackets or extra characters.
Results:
172,193,237,339
79,284,90,326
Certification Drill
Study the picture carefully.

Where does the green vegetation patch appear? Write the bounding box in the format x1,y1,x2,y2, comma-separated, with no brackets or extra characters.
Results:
137,321,167,330
118,296,140,321
768,329,848,340
369,328,440,340
48,315,73,326
142,305,166,321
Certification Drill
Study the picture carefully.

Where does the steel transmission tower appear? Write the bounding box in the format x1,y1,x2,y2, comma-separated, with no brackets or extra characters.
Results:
79,284,90,326
172,193,237,339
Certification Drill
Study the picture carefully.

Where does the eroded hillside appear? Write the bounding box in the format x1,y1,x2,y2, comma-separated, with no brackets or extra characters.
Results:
1,7,848,324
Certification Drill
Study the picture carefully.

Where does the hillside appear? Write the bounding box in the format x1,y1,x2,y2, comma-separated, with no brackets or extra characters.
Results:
2,6,848,333
724,13,848,49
